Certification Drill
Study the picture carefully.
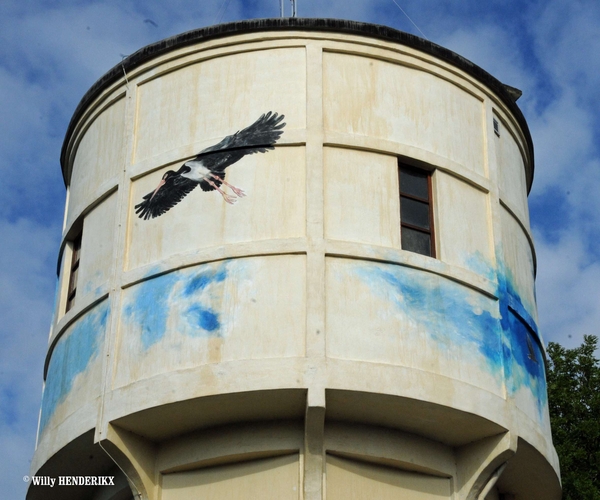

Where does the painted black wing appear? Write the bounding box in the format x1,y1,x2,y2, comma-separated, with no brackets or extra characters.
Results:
135,174,197,220
196,111,286,175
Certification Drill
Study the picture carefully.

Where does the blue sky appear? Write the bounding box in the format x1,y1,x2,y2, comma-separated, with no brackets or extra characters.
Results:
1,0,599,496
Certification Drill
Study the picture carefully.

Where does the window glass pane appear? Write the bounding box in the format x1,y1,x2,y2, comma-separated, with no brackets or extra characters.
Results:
401,226,431,256
399,167,429,200
72,249,80,267
401,197,430,229
72,234,82,262
68,267,78,296
66,232,82,312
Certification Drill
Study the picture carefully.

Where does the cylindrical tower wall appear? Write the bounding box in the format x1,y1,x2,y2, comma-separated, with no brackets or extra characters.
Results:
30,19,560,500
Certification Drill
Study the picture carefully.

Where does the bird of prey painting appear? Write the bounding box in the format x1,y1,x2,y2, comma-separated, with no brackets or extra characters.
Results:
135,112,286,220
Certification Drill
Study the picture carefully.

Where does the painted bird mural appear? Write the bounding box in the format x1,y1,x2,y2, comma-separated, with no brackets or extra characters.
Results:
135,112,286,220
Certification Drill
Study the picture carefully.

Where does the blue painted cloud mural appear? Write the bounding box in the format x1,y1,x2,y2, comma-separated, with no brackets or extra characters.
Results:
122,261,230,351
354,262,504,375
114,255,306,389
350,257,548,419
497,265,548,412
40,300,110,432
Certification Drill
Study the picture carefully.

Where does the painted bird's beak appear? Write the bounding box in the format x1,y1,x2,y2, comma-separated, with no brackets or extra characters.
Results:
149,178,166,201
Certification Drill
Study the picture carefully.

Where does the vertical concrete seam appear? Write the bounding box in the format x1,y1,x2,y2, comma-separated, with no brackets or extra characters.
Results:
304,41,326,359
95,75,139,442
303,40,326,500
483,99,509,402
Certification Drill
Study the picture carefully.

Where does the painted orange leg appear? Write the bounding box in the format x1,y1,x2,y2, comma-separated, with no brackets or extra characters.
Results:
210,173,246,198
206,178,236,204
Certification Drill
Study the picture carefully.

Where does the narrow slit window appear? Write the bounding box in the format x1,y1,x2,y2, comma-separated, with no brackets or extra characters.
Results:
66,232,82,312
493,118,500,136
399,164,435,257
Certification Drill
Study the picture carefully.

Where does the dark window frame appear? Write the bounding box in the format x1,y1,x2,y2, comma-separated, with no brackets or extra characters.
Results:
398,163,436,258
66,232,82,312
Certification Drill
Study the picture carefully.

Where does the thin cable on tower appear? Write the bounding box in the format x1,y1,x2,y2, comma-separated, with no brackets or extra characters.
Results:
98,441,142,499
120,55,130,92
215,0,232,24
390,0,428,40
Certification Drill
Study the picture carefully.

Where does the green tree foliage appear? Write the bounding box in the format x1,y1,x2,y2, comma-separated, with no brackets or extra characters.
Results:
546,335,600,500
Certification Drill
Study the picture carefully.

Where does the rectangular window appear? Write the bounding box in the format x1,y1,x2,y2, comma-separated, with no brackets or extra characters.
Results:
399,163,435,257
66,232,82,312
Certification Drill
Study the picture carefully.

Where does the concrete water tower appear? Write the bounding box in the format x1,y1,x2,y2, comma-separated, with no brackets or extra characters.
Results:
29,18,561,500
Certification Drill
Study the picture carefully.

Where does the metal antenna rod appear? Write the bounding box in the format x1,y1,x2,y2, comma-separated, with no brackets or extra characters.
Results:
280,0,284,17
290,0,297,17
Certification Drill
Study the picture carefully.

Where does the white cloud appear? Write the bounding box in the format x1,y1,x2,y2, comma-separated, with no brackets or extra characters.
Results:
438,24,534,92
524,0,600,354
0,67,65,220
527,89,595,193
2,3,152,83
532,0,600,102
535,230,600,349
0,218,58,497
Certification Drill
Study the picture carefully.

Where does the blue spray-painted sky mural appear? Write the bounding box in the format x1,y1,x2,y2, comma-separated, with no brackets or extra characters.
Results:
355,263,504,374
122,262,229,350
465,251,497,282
497,263,548,411
353,257,548,418
39,300,110,432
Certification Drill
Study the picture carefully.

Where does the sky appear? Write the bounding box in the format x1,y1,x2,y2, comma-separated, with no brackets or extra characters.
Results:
1,0,599,497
